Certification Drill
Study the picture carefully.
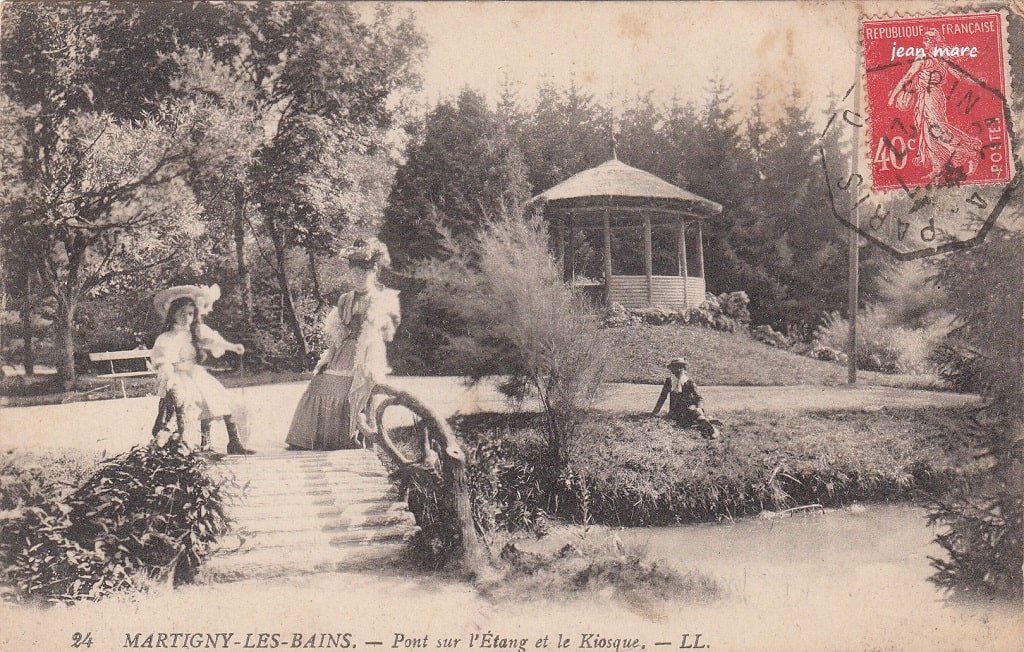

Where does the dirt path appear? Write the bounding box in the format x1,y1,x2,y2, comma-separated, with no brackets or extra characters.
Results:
0,377,977,453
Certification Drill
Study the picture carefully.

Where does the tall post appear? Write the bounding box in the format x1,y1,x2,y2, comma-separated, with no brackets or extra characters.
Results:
678,218,689,308
603,210,613,305
695,220,705,279
848,31,862,385
557,215,566,282
567,213,576,289
643,213,653,306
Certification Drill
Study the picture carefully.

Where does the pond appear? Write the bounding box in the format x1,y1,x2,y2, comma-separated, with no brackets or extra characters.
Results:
611,503,1023,649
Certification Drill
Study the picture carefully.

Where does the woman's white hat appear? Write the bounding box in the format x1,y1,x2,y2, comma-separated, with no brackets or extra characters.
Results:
154,284,221,320
341,238,391,268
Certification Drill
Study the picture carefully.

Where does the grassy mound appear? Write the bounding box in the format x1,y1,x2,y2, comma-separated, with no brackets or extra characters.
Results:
602,323,940,388
455,406,976,527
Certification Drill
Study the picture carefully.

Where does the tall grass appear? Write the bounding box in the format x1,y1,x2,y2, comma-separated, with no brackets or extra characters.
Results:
416,211,609,465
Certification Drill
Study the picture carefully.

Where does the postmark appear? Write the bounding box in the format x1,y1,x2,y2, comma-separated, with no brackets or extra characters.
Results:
821,10,1021,260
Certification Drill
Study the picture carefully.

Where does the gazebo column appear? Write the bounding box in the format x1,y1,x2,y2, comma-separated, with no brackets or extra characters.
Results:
603,210,612,305
677,218,689,308
695,220,705,279
643,213,652,306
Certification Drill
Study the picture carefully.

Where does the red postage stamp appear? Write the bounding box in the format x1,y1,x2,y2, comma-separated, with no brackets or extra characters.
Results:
862,12,1011,192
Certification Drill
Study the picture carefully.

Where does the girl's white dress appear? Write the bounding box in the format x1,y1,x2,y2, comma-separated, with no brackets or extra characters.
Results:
151,324,234,421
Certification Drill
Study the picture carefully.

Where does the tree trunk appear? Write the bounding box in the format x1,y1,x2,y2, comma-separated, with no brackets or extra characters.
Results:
55,297,77,390
233,186,254,323
21,271,35,376
308,251,324,308
265,219,308,364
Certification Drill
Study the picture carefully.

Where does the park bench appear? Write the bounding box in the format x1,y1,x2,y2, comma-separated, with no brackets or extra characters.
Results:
88,349,155,399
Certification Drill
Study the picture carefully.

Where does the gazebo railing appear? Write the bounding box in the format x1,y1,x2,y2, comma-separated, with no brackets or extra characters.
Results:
606,274,705,310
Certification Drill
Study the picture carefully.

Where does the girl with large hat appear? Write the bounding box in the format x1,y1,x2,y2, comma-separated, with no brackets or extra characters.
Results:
151,284,254,455
285,238,400,451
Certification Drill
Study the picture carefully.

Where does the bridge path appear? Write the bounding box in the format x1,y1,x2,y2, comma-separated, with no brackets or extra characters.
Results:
200,449,418,582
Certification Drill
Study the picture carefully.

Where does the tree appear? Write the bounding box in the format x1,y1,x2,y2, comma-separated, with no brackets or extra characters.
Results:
381,88,531,269
521,81,612,194
237,2,423,363
0,4,226,388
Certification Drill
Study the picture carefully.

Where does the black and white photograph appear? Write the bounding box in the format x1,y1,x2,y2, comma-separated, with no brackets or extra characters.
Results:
1,2,1022,650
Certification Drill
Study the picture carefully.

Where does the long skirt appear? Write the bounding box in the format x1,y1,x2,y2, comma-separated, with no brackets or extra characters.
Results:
285,374,361,451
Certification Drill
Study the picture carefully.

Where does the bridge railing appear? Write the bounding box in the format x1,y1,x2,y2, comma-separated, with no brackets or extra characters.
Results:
357,383,486,574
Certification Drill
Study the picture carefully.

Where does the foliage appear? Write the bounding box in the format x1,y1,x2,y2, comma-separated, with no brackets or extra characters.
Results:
928,343,985,394
603,292,750,333
751,324,791,348
0,2,423,384
926,226,1024,600
416,211,609,465
467,438,548,542
925,473,1022,601
381,88,531,268
815,305,946,374
1,440,232,604
0,449,99,513
0,2,229,388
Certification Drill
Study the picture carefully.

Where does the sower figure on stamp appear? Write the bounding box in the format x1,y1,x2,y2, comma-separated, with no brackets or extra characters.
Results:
150,284,254,455
651,357,721,439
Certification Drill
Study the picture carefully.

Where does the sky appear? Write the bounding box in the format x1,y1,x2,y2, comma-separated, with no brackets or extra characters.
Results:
403,1,958,121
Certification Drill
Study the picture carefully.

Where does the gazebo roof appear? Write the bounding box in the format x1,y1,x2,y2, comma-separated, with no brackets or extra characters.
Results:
529,158,722,217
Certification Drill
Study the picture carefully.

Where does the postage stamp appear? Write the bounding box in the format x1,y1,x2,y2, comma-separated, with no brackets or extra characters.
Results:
821,10,1020,260
862,12,1011,191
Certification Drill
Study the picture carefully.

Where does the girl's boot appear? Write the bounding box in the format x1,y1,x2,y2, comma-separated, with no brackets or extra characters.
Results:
225,417,254,455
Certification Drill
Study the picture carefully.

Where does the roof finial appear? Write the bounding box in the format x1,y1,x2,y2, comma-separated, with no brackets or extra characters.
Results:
611,130,618,160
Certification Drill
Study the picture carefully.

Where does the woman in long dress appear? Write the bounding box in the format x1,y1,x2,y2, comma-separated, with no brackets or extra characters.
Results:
151,284,254,455
285,239,400,451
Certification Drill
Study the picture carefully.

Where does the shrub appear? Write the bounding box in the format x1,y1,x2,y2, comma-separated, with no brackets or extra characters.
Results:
0,449,99,513
602,291,750,334
467,438,548,542
926,477,1022,600
1,439,232,604
810,345,846,363
416,211,609,465
814,305,945,374
752,324,790,348
929,342,985,393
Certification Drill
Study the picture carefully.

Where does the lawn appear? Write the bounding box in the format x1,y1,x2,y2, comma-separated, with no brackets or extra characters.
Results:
454,406,977,527
602,323,941,388
1,323,943,408
0,369,310,408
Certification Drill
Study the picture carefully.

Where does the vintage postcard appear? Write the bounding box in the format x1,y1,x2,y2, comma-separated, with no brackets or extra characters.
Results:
1,2,1022,651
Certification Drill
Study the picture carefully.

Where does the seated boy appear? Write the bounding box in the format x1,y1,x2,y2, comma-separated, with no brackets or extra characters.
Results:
651,357,720,439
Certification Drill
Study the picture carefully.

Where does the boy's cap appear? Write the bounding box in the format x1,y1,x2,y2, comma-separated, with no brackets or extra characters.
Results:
667,357,688,368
